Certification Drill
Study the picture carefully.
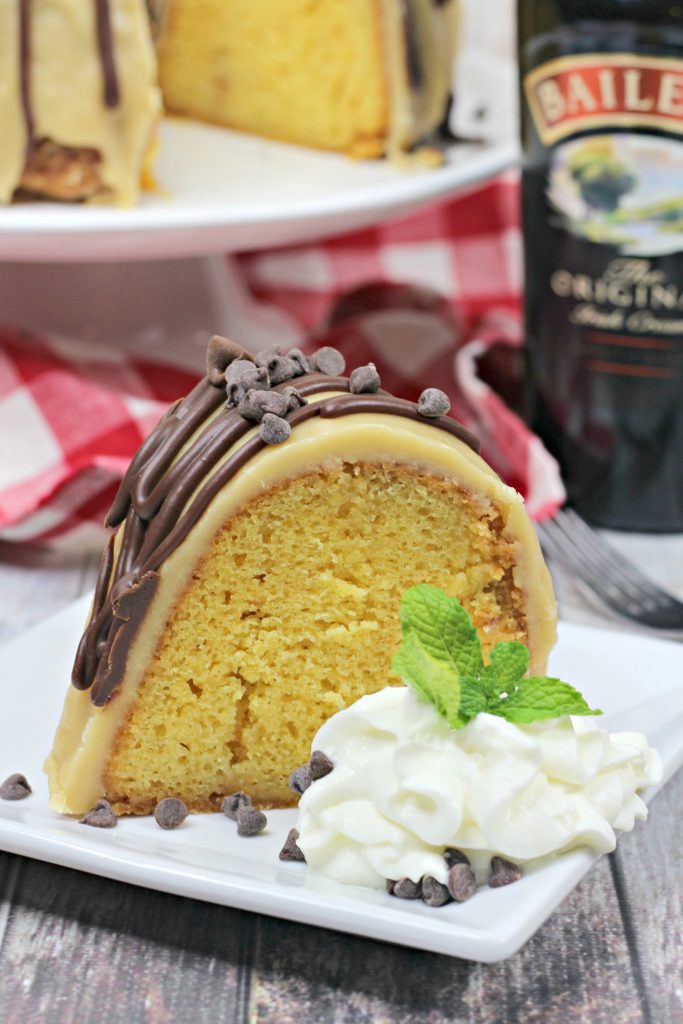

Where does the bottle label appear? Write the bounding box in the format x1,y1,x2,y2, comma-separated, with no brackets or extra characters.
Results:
524,54,683,144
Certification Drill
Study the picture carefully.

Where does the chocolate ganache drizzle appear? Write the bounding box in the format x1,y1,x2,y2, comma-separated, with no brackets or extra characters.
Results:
18,0,120,154
72,338,479,708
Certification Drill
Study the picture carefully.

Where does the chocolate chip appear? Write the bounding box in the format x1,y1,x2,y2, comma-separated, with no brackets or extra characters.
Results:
422,876,452,907
349,363,381,394
288,765,312,795
80,799,117,828
391,877,422,900
206,335,254,386
386,879,396,895
447,862,477,902
281,386,306,412
236,806,267,836
0,773,31,801
309,750,333,781
255,347,297,385
489,856,523,888
444,847,470,869
417,388,451,418
225,360,269,406
260,413,291,445
286,348,310,376
238,388,288,423
310,347,345,376
221,791,252,820
154,797,188,830
279,827,306,861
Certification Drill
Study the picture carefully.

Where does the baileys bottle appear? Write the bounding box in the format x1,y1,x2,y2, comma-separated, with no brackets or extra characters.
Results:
519,0,683,531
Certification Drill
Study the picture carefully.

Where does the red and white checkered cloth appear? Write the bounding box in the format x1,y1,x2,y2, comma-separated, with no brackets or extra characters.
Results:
0,174,564,548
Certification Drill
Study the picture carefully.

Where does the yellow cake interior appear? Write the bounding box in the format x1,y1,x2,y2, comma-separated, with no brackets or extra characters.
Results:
156,0,389,156
104,462,528,814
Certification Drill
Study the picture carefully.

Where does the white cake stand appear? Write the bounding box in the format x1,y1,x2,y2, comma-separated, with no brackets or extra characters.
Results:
0,120,517,368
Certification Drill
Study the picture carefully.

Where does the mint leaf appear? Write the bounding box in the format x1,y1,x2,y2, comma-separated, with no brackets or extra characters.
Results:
393,585,601,731
489,642,529,693
489,677,602,724
399,585,483,678
392,631,465,728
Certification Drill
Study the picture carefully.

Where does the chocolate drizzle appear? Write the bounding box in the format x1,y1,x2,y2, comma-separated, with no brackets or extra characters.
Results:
94,0,120,108
16,0,120,162
19,0,34,155
73,363,479,707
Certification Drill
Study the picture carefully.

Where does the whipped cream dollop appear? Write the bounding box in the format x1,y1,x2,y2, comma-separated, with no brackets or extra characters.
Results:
295,686,662,888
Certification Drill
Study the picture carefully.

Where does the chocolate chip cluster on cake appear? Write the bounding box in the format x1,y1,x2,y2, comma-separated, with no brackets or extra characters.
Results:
45,335,556,817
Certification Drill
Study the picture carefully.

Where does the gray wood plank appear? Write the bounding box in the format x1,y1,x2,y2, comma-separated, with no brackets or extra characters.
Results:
248,853,644,1024
0,852,249,1024
610,769,683,1024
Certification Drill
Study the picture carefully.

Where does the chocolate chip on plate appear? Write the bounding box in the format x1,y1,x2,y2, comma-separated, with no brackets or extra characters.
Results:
391,877,422,900
221,791,252,820
444,847,470,869
154,797,188,830
236,806,267,836
288,765,312,795
489,856,523,888
422,876,451,907
309,750,334,781
447,862,477,903
80,799,117,828
279,828,306,862
0,773,31,801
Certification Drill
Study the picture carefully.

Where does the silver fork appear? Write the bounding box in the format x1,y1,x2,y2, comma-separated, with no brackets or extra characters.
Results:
536,508,683,633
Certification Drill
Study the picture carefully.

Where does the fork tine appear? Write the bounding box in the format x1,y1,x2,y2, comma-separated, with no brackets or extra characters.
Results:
537,518,648,614
550,510,667,605
558,509,673,605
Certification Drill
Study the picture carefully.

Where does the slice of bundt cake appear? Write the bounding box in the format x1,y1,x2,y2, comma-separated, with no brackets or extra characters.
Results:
150,0,457,158
45,337,557,815
1,0,160,205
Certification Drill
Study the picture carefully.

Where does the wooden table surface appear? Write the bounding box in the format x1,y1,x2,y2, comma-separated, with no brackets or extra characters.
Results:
1,533,682,1024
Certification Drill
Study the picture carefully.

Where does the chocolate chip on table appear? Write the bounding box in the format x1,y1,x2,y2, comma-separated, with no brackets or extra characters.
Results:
309,750,334,781
349,363,381,394
447,862,477,902
80,799,117,828
444,847,470,869
236,806,267,837
279,828,306,862
221,791,252,820
286,348,310,376
0,773,31,801
417,387,451,418
489,856,523,888
422,876,452,907
206,335,254,385
154,797,188,830
310,346,346,376
225,359,269,406
288,765,312,795
238,388,289,423
391,877,423,900
260,413,291,445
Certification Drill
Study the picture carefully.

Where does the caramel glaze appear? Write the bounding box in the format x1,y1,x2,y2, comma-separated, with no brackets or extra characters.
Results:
18,0,120,156
73,370,479,708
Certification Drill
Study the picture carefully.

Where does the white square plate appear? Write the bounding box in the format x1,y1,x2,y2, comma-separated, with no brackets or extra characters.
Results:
1,594,682,963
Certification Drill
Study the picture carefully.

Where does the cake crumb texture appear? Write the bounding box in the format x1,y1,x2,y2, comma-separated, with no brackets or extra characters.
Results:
105,463,527,813
157,0,388,154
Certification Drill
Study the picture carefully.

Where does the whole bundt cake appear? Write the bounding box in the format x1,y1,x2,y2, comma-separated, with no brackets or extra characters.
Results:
45,336,557,815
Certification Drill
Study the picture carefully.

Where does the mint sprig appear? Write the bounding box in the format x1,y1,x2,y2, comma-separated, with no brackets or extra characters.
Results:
391,585,601,729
